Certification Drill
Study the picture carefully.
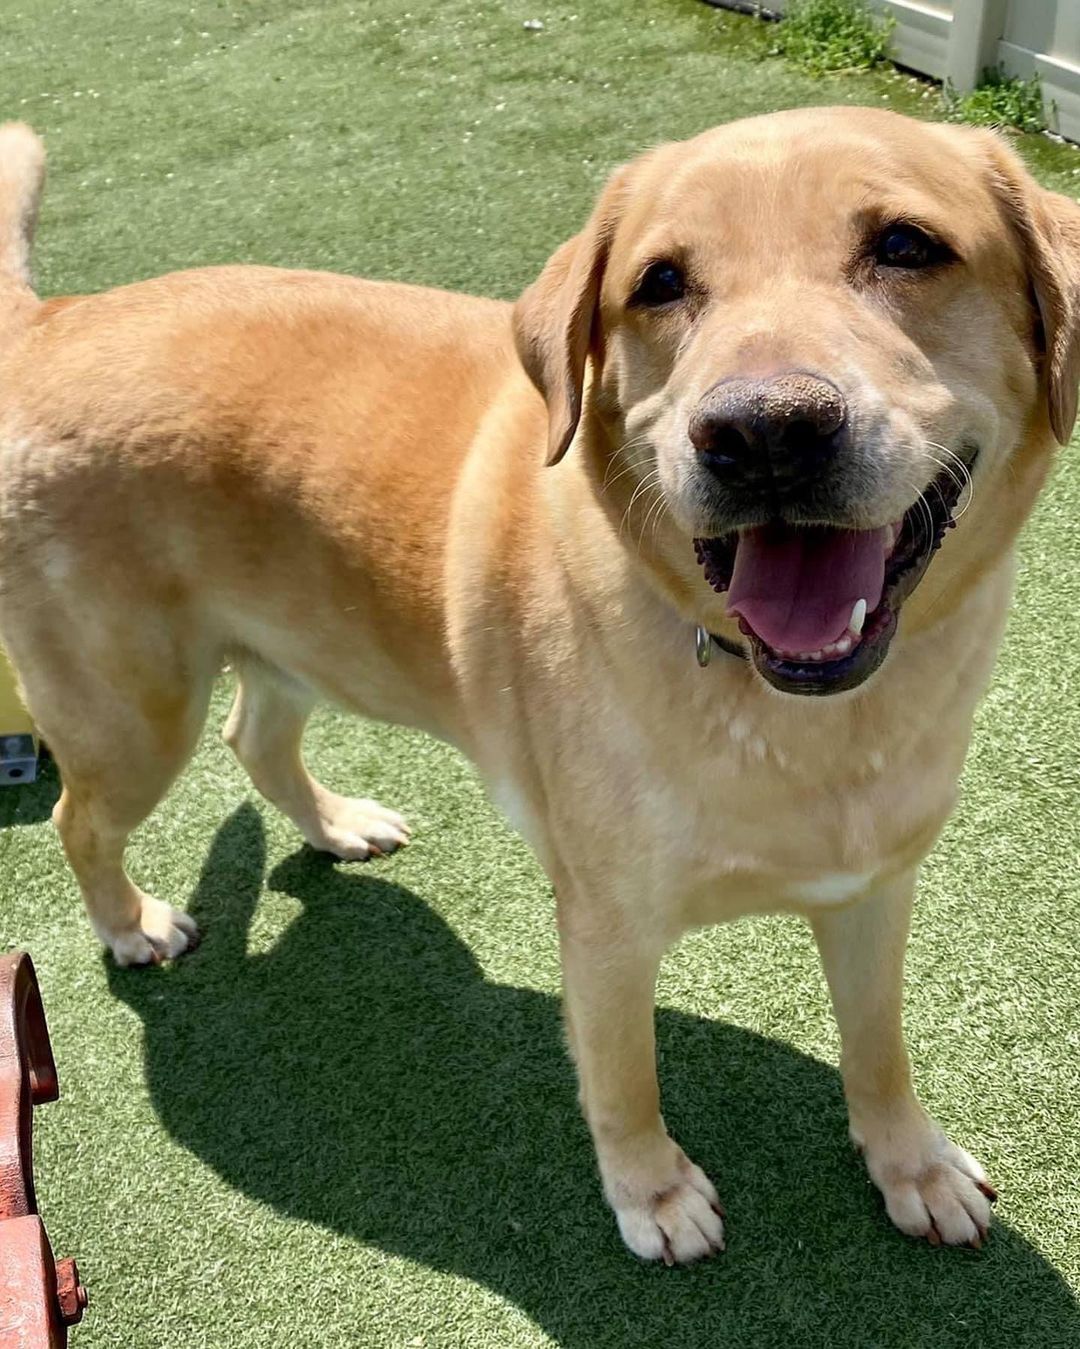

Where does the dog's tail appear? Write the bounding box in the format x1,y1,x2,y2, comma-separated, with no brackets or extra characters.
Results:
0,123,44,340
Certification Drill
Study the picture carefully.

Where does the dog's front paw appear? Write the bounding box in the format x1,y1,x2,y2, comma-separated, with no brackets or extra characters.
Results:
604,1137,725,1265
306,791,410,861
96,894,199,966
858,1116,996,1248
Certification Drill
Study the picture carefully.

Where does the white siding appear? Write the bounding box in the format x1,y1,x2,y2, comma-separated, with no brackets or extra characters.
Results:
878,1,953,80
998,2,1080,144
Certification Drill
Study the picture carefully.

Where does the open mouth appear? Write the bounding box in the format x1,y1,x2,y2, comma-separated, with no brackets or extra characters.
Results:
693,453,976,695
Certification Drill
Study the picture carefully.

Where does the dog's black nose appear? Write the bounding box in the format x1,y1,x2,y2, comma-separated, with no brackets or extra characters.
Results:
688,372,847,488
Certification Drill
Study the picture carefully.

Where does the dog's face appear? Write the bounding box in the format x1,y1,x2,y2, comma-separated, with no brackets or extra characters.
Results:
514,107,1080,695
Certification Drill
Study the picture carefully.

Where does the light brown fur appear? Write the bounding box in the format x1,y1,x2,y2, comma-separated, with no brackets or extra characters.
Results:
1,108,1077,1262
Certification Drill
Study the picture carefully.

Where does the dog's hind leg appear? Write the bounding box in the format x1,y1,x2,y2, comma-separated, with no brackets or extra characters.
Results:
223,657,409,861
5,614,216,965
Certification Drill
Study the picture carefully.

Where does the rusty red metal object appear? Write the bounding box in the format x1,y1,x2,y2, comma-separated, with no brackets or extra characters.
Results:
0,953,86,1347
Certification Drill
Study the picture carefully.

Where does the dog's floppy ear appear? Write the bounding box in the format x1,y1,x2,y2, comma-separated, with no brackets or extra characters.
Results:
513,168,628,466
983,132,1080,445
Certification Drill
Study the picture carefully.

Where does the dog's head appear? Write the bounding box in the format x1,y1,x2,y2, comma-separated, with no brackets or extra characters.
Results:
513,107,1080,695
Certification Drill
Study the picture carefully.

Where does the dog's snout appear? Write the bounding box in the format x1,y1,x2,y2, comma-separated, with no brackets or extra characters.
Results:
688,372,847,487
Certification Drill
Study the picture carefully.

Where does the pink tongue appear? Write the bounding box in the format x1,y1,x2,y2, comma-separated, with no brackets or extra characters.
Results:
726,523,889,652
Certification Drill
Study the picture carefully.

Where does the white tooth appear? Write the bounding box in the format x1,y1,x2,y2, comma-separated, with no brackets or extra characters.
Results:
835,634,852,654
849,598,867,637
809,649,824,661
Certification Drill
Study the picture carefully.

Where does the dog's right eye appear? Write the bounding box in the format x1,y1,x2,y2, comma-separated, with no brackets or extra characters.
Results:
631,261,686,308
873,223,954,271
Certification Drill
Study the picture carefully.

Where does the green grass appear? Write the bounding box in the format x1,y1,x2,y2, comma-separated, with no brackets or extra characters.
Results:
1,2,1079,1345
944,67,1048,135
773,0,894,74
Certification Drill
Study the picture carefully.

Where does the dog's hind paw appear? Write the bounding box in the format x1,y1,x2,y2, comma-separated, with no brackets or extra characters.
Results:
97,894,199,967
305,791,410,861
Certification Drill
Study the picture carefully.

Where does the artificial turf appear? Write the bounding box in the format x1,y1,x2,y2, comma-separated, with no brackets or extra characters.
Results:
1,2,1078,1345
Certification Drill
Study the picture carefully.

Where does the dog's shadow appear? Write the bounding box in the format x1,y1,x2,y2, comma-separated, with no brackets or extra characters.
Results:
0,753,60,828
110,806,1078,1347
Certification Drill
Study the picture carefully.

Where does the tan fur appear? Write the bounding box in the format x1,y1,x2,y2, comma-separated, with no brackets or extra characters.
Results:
0,123,44,346
0,107,1076,1261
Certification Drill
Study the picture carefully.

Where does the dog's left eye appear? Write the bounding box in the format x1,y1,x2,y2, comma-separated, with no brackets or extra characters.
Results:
874,224,951,270
631,261,687,307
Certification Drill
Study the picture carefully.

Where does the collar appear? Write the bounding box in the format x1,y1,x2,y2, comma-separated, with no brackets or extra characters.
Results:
695,625,749,668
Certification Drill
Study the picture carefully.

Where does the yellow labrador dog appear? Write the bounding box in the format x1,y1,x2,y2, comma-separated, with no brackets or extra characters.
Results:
0,106,1076,1264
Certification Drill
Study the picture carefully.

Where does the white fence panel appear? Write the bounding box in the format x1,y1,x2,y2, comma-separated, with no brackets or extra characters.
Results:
878,1,953,81
997,4,1080,144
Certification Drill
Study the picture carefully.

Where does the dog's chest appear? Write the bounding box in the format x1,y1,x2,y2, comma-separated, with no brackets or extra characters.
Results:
629,691,960,915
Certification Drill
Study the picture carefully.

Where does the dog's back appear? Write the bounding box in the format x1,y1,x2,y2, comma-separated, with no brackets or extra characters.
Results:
0,130,529,962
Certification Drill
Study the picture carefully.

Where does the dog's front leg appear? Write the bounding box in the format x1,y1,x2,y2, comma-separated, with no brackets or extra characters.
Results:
811,871,995,1247
557,892,725,1265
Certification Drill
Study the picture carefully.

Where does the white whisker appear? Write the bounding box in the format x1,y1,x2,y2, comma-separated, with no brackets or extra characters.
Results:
601,431,656,492
899,471,937,554
923,439,974,520
642,490,669,550
619,468,663,542
602,454,649,492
